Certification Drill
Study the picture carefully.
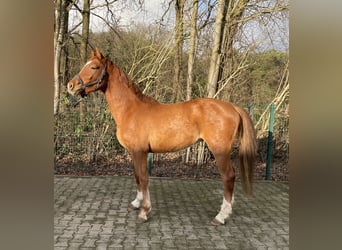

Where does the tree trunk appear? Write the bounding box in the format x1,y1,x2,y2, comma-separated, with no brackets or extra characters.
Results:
54,0,69,115
80,0,90,64
199,0,229,165
79,0,91,121
186,0,198,101
185,0,198,163
172,0,185,102
207,0,229,98
219,0,249,100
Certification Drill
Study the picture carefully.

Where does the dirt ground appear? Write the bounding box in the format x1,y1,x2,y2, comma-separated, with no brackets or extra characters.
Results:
54,153,288,181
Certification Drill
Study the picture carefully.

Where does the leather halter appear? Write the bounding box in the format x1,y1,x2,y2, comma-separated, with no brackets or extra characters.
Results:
75,60,108,91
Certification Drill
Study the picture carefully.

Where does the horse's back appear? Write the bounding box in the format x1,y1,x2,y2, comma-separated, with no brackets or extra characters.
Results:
140,98,240,152
144,98,240,130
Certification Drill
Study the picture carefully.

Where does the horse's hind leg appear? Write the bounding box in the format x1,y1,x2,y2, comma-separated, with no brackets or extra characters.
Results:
211,152,235,225
130,151,151,223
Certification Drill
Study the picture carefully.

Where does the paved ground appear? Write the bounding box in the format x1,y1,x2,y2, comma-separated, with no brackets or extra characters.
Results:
54,176,289,249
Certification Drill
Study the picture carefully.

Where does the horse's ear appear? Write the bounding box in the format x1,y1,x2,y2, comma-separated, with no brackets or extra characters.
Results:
90,49,95,58
95,48,104,59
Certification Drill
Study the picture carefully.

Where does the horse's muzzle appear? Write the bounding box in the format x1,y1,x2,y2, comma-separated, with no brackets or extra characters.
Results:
67,81,75,94
67,81,85,97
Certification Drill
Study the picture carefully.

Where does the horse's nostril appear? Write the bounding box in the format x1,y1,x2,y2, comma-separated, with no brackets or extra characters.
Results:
68,82,73,90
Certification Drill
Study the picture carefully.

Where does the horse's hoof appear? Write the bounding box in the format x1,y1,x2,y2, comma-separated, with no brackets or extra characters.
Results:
211,218,224,226
128,203,139,211
136,216,148,224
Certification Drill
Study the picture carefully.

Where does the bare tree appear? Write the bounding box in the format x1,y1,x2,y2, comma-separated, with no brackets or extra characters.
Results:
54,0,64,115
185,0,199,163
223,1,249,79
54,0,75,115
207,0,229,98
173,0,186,102
255,59,289,136
80,0,91,63
186,0,199,101
76,0,91,121
207,0,288,100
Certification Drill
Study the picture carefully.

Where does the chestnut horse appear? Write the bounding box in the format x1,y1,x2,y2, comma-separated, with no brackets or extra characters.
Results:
67,48,257,225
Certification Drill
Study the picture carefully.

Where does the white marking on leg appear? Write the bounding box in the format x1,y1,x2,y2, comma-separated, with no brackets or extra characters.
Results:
215,197,233,224
131,190,143,208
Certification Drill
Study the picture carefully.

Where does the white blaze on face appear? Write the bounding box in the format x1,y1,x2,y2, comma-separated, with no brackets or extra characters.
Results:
84,60,93,67
79,60,93,74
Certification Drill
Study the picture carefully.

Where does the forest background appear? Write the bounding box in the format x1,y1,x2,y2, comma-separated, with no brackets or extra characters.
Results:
54,0,289,180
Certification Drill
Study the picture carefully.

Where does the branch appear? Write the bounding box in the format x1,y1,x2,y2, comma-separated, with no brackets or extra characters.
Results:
68,21,83,34
240,5,288,24
198,0,215,30
65,0,78,11
213,59,249,99
90,0,119,10
72,2,82,13
90,12,122,38
255,59,289,135
213,46,252,98
160,0,173,24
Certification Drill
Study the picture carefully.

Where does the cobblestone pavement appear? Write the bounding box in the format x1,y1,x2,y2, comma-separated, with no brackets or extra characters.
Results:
55,176,289,249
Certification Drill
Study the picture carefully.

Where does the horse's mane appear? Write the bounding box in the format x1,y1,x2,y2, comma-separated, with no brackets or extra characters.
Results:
114,63,158,104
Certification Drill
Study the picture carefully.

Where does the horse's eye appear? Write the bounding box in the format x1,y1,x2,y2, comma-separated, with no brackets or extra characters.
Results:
91,66,100,70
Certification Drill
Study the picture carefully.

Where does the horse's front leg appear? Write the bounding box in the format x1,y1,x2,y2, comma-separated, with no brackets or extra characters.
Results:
128,159,143,211
131,151,151,223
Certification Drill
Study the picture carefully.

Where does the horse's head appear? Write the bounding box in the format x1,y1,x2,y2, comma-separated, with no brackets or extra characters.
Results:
67,48,107,97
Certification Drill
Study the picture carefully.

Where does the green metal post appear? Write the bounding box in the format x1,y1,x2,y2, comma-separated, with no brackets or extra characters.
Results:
148,153,153,176
266,103,275,180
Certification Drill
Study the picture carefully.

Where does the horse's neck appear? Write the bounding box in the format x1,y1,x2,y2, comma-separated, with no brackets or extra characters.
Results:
104,64,143,124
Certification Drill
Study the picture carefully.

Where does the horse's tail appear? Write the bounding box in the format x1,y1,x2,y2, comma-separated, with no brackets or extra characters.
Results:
233,105,257,196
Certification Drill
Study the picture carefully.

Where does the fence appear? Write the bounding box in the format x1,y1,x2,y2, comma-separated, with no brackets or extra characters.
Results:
54,107,288,181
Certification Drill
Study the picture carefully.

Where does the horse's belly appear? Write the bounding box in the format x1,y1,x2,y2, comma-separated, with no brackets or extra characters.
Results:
149,129,199,153
150,140,197,153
